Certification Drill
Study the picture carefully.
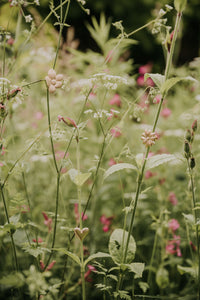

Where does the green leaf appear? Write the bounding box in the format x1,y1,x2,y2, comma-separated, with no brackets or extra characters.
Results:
68,169,91,186
174,0,187,12
156,267,169,288
177,265,197,278
146,154,181,170
114,290,132,300
182,213,195,225
0,272,24,288
161,76,196,95
53,248,81,266
144,73,165,89
109,229,136,264
22,246,51,258
128,262,145,278
139,281,149,293
84,252,111,267
104,163,137,180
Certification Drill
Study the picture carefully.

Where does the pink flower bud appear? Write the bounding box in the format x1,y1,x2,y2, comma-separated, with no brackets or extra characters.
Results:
48,69,56,79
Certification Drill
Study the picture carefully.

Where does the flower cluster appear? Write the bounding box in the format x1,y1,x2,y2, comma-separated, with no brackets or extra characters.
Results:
166,219,181,257
45,69,63,93
141,129,158,147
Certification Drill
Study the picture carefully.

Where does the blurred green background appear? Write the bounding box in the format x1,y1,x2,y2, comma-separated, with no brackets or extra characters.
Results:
0,0,200,70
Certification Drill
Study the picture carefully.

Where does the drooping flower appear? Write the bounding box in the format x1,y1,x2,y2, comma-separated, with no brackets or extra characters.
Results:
166,235,182,257
58,115,77,128
161,107,171,118
168,192,178,206
168,219,180,232
32,237,43,243
108,158,117,166
42,212,52,232
100,214,114,232
139,62,153,75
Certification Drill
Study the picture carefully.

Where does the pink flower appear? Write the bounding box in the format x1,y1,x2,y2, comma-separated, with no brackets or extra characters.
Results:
32,237,43,243
0,162,3,167
84,265,96,282
154,95,162,104
168,192,178,206
46,260,56,271
168,219,180,232
139,62,153,75
100,214,114,232
145,170,157,179
55,150,69,161
35,111,44,120
166,235,182,257
74,203,88,224
58,115,77,128
42,212,52,232
108,158,117,166
88,92,96,100
161,107,171,118
110,127,122,138
137,75,145,86
109,94,122,107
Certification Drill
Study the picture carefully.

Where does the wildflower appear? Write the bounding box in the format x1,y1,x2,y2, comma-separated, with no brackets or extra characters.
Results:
74,203,88,224
42,212,52,232
109,94,122,107
58,115,77,128
145,170,157,179
161,107,171,118
35,111,44,120
108,158,117,166
7,87,21,100
153,95,162,104
32,237,43,243
110,127,122,138
192,119,197,132
45,69,63,93
168,219,180,232
139,62,153,75
0,162,4,167
84,265,96,282
168,192,178,206
46,260,56,271
141,129,158,147
166,235,182,257
100,214,114,232
25,15,33,23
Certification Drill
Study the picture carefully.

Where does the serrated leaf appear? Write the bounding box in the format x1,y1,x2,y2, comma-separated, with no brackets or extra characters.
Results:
0,272,24,288
146,154,180,170
161,76,197,95
104,163,137,180
128,262,145,278
53,248,81,266
139,281,149,293
177,265,197,278
114,290,131,300
182,213,195,225
109,229,136,264
22,246,51,258
144,73,165,89
68,169,91,186
84,252,111,267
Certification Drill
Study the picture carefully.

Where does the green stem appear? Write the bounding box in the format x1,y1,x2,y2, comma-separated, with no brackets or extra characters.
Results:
0,185,19,272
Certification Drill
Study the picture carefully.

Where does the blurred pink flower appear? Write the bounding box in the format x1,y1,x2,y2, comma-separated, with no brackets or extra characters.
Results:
154,95,162,104
139,62,153,75
108,158,117,166
110,127,122,138
0,162,3,167
100,214,114,232
42,212,52,232
168,192,178,206
145,170,157,179
109,94,122,107
137,75,145,86
166,235,182,257
74,203,88,224
35,111,44,120
84,265,96,282
168,219,180,232
161,107,171,118
32,237,43,243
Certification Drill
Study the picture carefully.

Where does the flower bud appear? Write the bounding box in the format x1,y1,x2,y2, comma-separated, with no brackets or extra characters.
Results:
184,140,191,158
48,69,56,79
192,120,197,132
7,87,21,100
185,129,192,143
190,157,195,169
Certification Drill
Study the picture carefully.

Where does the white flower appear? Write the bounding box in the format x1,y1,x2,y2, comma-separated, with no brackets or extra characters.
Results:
25,15,33,23
34,0,40,5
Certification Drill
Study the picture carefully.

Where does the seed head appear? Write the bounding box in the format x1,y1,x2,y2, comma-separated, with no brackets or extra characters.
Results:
141,129,158,147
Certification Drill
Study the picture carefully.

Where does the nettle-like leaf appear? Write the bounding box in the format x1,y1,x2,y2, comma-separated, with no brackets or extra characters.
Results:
53,248,81,266
146,154,181,170
128,262,145,278
114,290,132,300
156,267,169,289
177,265,197,279
68,168,91,186
104,163,137,180
160,76,197,95
144,73,165,90
22,245,51,258
84,252,111,267
139,281,149,293
109,229,136,264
